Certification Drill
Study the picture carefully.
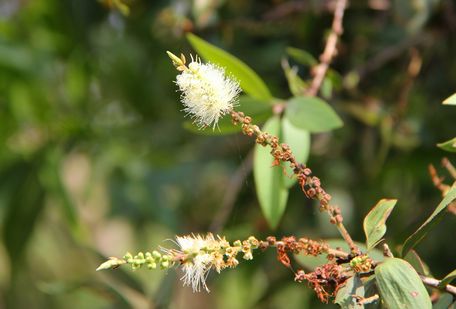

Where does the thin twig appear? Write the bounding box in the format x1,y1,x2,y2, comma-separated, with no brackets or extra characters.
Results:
428,164,450,194
420,275,456,297
306,0,348,96
210,150,254,233
442,157,456,180
354,294,380,305
382,243,394,258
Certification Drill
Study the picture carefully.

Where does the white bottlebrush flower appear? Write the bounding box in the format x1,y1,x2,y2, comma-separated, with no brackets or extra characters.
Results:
180,253,213,292
173,233,231,292
174,57,241,128
175,234,216,292
96,231,260,293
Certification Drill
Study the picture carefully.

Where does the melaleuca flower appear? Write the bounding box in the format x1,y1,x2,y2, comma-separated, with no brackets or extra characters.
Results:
167,51,241,129
174,233,228,292
96,232,260,293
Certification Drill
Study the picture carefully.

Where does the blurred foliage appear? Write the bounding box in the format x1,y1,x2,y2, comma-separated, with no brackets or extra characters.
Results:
0,0,455,308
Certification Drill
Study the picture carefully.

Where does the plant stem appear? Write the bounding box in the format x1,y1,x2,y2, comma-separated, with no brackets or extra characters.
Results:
428,164,450,193
420,275,456,297
335,221,359,254
306,0,348,96
231,110,360,254
442,157,456,180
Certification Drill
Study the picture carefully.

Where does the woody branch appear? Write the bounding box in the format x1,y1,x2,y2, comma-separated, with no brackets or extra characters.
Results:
306,0,348,96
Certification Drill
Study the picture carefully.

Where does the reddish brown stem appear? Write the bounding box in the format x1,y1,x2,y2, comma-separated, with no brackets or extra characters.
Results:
442,157,456,180
231,110,360,254
428,164,450,193
306,0,348,96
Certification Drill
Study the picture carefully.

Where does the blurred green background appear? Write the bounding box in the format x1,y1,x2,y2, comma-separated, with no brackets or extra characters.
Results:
0,0,455,308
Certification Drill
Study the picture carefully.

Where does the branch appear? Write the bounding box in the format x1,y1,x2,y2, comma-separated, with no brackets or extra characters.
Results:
442,157,456,180
420,275,456,297
231,111,360,254
306,0,348,96
428,164,450,194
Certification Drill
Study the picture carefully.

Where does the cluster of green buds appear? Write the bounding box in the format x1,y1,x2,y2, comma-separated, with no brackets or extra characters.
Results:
124,251,173,270
349,254,373,273
96,251,174,272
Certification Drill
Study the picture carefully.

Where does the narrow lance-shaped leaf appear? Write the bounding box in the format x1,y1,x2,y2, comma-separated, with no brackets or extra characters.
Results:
443,93,456,105
437,137,456,153
438,269,456,288
375,258,432,309
404,250,431,276
402,186,456,257
282,59,308,96
363,199,397,250
186,33,272,102
254,116,289,229
286,47,318,66
285,96,343,133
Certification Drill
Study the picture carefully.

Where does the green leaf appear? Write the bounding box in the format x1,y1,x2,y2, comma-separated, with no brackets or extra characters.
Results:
404,250,431,276
363,199,397,250
282,60,307,96
335,275,365,309
402,186,456,257
186,33,272,101
439,269,456,288
321,77,333,99
254,116,289,229
375,258,432,309
286,47,318,66
443,93,456,105
437,137,456,152
295,240,384,270
282,117,310,188
284,96,343,133
183,95,272,135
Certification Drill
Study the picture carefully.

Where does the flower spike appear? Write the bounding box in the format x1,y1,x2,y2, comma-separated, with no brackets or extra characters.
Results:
168,52,241,129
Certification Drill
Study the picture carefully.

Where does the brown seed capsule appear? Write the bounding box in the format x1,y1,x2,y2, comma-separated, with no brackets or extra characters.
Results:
307,188,316,198
266,236,277,245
